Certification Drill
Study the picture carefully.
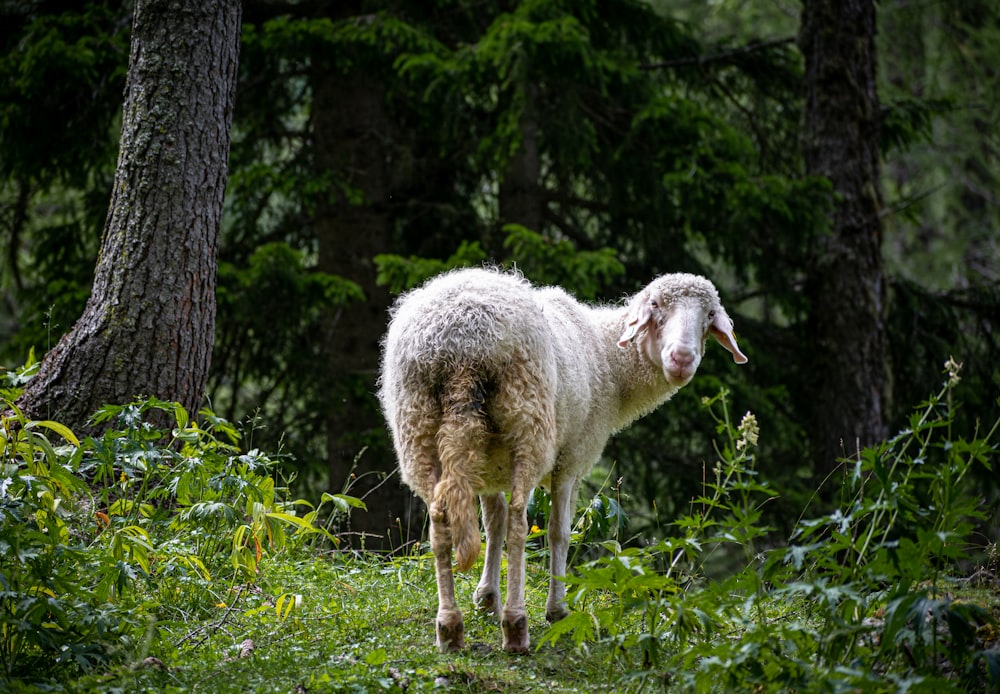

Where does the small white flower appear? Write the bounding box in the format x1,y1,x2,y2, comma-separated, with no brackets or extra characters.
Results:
944,356,962,386
736,411,759,451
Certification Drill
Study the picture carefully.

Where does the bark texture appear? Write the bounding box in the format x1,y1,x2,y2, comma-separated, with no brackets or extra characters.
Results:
800,0,890,473
18,0,241,429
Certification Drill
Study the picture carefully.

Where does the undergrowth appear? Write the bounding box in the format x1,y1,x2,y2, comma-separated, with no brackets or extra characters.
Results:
0,360,364,690
0,357,997,692
541,357,1000,692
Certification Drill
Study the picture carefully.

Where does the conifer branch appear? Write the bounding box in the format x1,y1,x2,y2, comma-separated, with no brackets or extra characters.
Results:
640,37,796,71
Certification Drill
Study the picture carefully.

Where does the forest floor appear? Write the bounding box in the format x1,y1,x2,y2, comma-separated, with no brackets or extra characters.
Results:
72,549,624,693
61,545,1000,694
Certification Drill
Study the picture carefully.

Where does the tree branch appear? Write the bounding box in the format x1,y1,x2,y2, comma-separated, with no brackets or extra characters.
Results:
640,37,796,71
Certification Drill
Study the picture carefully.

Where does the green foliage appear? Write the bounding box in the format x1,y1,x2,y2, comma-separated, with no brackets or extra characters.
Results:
0,4,129,360
540,362,999,692
375,225,624,299
574,491,630,545
879,2,1000,292
216,242,363,377
82,397,355,581
243,11,444,77
0,3,128,183
880,96,955,155
0,376,365,687
501,224,625,300
0,399,130,678
209,242,365,470
374,239,487,294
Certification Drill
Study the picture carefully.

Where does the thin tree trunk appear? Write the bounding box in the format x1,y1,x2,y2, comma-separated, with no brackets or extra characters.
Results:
948,1,998,286
18,0,241,429
800,0,890,476
498,83,543,238
312,67,414,544
882,1,930,267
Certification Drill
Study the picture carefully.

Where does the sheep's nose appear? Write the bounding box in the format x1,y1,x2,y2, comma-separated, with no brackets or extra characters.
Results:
670,346,696,366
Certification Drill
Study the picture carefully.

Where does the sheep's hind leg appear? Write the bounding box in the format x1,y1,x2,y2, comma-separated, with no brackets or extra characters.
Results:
544,475,578,623
429,511,464,653
493,363,555,653
474,493,506,618
500,486,531,654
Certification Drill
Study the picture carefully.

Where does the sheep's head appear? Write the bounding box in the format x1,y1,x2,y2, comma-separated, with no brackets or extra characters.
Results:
617,274,748,387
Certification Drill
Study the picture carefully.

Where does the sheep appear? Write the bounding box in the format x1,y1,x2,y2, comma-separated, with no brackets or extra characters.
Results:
377,267,748,654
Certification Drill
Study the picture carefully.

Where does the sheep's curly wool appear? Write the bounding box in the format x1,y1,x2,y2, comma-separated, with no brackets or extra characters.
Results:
377,267,746,653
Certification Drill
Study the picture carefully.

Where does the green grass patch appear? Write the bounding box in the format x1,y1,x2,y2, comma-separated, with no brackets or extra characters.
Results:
71,551,620,693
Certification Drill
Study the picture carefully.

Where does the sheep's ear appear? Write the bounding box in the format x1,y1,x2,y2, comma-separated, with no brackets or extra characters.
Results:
617,297,654,348
709,308,749,364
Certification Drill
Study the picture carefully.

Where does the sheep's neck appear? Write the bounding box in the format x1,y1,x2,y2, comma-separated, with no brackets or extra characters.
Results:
598,312,679,432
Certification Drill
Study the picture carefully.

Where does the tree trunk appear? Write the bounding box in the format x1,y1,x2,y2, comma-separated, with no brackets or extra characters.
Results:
800,0,890,476
498,84,543,238
947,1,998,286
311,67,417,545
18,0,241,429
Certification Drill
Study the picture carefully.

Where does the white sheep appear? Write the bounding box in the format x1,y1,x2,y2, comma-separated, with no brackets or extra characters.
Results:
377,267,748,653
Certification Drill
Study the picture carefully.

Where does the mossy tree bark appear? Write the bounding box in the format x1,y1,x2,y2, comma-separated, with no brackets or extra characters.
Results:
800,0,890,476
18,0,241,430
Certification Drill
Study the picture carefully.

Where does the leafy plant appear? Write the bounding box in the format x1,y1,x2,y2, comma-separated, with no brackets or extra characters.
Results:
0,377,367,687
540,360,999,692
81,398,354,582
0,395,134,678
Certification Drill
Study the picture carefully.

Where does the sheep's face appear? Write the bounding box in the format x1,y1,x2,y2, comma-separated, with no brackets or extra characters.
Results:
647,295,713,386
618,275,748,387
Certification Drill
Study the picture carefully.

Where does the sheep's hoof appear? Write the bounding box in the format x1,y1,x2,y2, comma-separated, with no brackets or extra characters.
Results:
473,587,500,617
436,611,465,653
545,604,569,623
501,611,530,654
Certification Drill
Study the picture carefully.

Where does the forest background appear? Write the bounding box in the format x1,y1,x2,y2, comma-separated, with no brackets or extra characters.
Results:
2,0,998,548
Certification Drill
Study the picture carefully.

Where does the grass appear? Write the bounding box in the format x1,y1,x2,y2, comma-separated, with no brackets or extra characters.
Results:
65,546,1000,693
72,550,620,693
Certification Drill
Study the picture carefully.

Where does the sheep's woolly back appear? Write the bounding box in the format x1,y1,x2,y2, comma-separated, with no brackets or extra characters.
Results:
382,268,545,383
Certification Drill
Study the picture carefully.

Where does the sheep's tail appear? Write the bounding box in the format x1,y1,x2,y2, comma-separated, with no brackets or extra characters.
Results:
432,365,488,572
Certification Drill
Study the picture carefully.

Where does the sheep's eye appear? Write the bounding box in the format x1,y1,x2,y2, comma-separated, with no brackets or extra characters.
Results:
707,309,717,320
650,299,659,309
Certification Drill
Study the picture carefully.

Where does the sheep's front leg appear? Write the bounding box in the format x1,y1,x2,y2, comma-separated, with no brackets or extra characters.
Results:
545,476,577,623
429,513,464,653
474,493,506,618
501,487,530,653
